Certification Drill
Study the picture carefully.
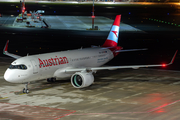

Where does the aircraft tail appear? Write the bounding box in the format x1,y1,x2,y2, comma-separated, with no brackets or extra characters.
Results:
102,15,121,47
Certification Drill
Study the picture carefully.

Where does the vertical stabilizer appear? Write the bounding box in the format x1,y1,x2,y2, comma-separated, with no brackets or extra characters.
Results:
102,15,121,47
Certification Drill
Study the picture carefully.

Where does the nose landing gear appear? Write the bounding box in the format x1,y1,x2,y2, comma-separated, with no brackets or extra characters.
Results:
23,82,29,94
22,78,56,94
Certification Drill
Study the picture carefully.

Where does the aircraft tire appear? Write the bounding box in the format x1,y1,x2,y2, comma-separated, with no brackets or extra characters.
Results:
47,78,51,82
23,88,26,93
51,78,56,82
47,78,56,82
26,89,29,94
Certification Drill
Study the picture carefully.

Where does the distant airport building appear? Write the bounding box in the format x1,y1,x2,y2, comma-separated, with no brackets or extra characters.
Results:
25,0,179,1
26,0,179,2
0,0,179,2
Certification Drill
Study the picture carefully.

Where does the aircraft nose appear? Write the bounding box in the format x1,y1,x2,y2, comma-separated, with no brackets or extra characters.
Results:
4,69,26,83
4,69,13,82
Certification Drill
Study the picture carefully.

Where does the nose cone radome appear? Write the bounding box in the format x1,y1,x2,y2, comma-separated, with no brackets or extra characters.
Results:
4,69,27,83
4,69,13,83
4,69,20,83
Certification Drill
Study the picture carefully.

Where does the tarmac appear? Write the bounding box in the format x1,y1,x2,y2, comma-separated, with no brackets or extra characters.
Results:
1,57,180,120
12,15,142,31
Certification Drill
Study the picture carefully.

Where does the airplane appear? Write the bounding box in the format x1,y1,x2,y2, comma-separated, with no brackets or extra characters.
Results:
3,15,177,94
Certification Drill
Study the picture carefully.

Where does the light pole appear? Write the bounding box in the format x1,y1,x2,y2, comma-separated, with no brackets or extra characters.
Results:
21,0,25,18
20,0,22,18
92,0,95,29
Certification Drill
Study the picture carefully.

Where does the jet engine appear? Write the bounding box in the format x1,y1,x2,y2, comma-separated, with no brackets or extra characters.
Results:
71,72,94,88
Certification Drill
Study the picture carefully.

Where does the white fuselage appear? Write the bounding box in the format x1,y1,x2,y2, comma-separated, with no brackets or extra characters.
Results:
4,47,114,83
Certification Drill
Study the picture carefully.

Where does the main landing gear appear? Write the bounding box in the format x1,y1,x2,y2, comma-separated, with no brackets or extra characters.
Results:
23,82,29,94
47,78,56,83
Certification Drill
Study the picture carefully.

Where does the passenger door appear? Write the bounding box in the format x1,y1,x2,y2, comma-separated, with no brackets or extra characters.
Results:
30,60,38,74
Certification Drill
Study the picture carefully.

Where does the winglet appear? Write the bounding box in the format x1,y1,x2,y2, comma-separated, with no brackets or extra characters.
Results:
3,40,9,54
168,50,178,65
3,40,22,59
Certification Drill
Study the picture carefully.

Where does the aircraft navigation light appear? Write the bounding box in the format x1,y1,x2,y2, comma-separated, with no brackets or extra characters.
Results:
162,64,166,67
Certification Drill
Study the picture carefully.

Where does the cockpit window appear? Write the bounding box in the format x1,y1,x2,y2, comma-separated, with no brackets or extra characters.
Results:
9,64,27,70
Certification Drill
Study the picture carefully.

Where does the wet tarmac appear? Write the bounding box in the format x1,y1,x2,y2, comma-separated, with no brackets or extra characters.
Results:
1,58,180,120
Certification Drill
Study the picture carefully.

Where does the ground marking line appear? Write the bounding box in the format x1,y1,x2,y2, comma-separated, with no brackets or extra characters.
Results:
2,16,10,25
70,99,180,116
12,16,17,26
147,99,180,113
0,102,76,120
54,111,76,120
0,97,8,100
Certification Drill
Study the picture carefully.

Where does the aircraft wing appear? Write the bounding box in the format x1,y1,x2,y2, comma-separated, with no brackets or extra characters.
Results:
65,50,177,73
3,40,22,59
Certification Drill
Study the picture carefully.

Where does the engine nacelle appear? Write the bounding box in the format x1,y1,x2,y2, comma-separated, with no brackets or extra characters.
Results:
71,72,94,88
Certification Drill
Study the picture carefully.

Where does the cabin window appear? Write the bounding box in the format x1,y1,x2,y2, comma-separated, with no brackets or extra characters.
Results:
9,64,27,70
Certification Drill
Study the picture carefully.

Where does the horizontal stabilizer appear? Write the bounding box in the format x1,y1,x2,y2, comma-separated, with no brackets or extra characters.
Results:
116,48,147,53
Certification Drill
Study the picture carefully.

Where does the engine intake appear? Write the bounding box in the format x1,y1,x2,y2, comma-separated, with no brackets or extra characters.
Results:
71,72,94,88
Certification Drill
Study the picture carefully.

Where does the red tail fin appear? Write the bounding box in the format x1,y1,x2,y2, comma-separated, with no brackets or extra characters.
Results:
102,15,121,47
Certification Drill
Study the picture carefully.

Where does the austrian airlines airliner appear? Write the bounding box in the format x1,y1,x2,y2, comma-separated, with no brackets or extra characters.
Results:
3,15,177,94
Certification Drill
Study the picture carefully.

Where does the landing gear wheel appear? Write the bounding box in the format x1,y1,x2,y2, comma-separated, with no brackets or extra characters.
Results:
23,82,30,94
23,88,29,94
51,78,56,82
47,78,56,83
26,89,29,94
47,78,51,82
23,88,26,93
